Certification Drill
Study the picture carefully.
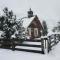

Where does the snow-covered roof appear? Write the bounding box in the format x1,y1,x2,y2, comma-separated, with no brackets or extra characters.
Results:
22,16,35,28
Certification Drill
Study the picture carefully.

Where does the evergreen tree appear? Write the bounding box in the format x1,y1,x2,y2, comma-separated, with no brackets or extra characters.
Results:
52,22,60,32
0,7,24,48
52,27,57,32
42,20,48,36
57,22,60,31
0,7,17,39
0,7,24,39
15,19,24,39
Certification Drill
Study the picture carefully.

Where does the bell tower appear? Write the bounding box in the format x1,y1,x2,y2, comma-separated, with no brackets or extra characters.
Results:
28,8,33,18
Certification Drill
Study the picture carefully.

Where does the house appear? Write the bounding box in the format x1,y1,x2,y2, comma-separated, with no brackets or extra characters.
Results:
22,8,43,39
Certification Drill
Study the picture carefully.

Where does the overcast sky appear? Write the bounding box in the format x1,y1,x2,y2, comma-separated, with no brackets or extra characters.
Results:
0,0,60,31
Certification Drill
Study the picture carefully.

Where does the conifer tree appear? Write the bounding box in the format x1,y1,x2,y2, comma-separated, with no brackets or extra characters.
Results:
42,20,48,36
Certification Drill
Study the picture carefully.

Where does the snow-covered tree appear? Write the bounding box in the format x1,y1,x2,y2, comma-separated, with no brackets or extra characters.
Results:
57,22,60,31
15,19,24,39
0,7,23,39
52,22,60,32
42,20,48,36
52,27,57,32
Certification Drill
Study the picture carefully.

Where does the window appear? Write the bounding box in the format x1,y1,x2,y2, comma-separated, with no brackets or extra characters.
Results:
34,28,38,37
27,28,31,36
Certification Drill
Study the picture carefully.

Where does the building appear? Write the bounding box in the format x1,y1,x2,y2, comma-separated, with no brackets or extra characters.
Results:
22,8,43,39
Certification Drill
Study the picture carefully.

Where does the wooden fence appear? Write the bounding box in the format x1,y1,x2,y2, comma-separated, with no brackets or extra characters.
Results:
48,34,60,52
0,38,45,54
0,33,60,54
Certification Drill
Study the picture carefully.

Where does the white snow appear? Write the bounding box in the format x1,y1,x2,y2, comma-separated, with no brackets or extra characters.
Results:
11,30,19,38
23,41,41,45
0,31,4,38
11,35,16,38
48,31,60,36
0,41,60,60
22,16,35,28
16,46,42,51
47,31,54,36
41,36,48,38
34,38,41,40
15,41,42,51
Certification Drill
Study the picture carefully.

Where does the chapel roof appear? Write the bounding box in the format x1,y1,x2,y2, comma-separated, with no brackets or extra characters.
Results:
22,16,35,28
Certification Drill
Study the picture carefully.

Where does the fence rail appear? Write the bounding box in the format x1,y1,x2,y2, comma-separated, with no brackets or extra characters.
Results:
48,34,60,52
0,38,45,54
0,33,60,54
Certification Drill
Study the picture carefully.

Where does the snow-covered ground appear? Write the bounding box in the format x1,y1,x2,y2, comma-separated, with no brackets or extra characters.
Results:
0,42,60,60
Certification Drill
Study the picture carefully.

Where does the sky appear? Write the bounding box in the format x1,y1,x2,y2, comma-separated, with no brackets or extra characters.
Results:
0,0,60,31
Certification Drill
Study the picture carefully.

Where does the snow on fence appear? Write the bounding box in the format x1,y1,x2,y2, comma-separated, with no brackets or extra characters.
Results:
0,33,60,54
0,38,45,54
48,34,60,53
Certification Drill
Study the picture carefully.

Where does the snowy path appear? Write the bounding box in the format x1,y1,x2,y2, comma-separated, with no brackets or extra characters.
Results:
0,42,60,60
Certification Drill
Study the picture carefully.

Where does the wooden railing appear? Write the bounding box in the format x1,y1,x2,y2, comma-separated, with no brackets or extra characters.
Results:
48,34,60,52
0,33,60,54
0,38,45,54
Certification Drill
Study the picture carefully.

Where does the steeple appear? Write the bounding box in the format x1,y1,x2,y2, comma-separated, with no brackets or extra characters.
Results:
28,8,33,18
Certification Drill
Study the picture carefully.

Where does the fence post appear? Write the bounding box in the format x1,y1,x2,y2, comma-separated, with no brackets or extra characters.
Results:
48,36,51,53
58,34,60,41
44,37,48,54
54,34,57,45
41,38,44,54
11,38,15,51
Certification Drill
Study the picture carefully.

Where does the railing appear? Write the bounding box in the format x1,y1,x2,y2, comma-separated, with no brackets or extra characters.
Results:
48,34,60,52
0,33,60,54
0,38,45,54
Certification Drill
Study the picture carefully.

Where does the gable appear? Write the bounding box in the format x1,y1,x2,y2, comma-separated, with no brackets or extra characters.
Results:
22,15,43,30
28,15,43,29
